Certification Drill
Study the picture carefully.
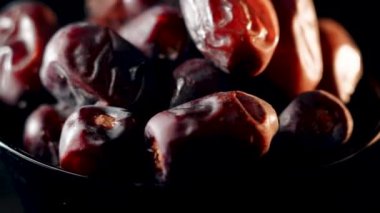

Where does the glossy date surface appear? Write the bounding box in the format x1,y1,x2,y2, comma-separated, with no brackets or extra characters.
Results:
265,0,323,98
0,2,57,105
180,0,279,76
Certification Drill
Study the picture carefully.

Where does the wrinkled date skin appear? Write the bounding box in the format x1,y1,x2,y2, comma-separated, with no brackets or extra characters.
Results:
180,0,279,76
0,2,57,105
86,0,158,29
318,19,363,103
145,91,278,183
170,58,232,107
276,90,353,162
40,23,148,110
59,106,150,181
265,0,323,98
23,105,65,166
118,5,189,61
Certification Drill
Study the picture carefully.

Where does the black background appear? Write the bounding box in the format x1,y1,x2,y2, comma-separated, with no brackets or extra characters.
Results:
0,0,379,212
313,1,380,81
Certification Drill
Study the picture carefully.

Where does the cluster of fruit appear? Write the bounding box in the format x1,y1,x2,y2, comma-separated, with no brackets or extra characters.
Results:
0,0,371,188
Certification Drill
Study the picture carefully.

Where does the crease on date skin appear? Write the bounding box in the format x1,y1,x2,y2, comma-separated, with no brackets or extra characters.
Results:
180,0,279,76
1,1,379,211
40,23,148,110
146,91,278,182
183,0,232,68
239,0,270,48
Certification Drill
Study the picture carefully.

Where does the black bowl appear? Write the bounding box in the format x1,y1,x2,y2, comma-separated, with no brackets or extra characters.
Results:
0,142,164,213
2,135,380,212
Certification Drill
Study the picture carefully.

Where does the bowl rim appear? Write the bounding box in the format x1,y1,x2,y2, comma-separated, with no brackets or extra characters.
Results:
0,141,87,179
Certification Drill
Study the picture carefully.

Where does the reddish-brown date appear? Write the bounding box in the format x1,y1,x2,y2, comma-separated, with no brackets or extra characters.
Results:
0,2,57,105
59,106,138,177
317,18,363,103
118,5,188,61
265,0,323,98
170,58,231,107
145,91,278,182
180,0,279,76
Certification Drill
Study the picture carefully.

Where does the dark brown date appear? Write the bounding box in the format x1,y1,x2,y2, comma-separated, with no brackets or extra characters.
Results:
274,90,353,163
40,23,148,110
23,105,64,165
145,91,278,183
170,58,231,107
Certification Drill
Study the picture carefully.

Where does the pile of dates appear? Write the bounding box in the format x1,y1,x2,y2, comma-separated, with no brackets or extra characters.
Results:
0,0,378,189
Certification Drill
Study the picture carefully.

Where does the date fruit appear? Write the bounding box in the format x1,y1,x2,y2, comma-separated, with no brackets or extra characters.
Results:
265,0,323,98
145,91,278,183
0,2,57,105
318,18,363,103
170,58,231,107
118,5,188,61
276,90,353,162
40,23,148,110
180,0,279,76
59,105,147,180
23,105,64,165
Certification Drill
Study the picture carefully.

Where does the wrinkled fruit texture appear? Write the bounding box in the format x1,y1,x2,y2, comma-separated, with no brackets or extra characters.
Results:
40,23,148,110
118,5,188,61
145,91,278,182
265,0,323,98
0,2,57,105
318,18,363,103
180,0,279,76
23,105,64,165
86,0,159,29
